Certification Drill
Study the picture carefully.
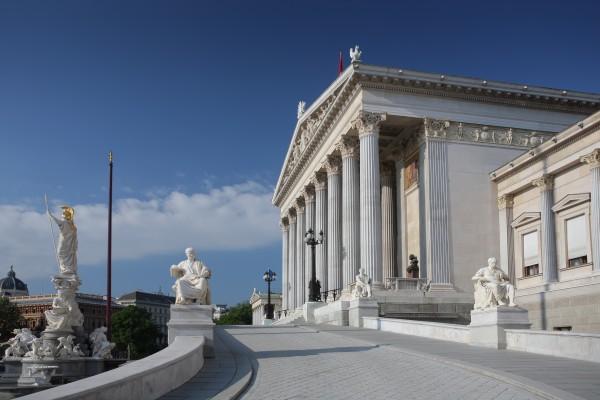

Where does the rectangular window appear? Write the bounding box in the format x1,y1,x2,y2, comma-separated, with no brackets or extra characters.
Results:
566,215,588,268
553,326,572,331
522,231,539,277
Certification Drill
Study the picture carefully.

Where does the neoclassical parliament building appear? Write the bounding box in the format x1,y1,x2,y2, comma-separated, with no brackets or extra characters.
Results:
273,56,600,332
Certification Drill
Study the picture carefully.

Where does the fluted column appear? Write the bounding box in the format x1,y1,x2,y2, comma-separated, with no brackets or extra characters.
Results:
304,186,316,301
581,149,600,272
425,138,452,286
532,175,557,283
395,159,406,277
287,210,297,309
314,172,328,292
352,111,386,286
341,136,360,289
326,155,343,293
497,195,515,283
280,218,289,311
295,198,306,307
381,162,396,286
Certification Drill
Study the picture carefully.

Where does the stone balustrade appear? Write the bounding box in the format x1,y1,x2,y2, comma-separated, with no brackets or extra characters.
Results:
18,336,205,400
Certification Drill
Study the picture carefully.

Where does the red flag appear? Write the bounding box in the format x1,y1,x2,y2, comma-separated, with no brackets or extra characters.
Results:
338,51,344,76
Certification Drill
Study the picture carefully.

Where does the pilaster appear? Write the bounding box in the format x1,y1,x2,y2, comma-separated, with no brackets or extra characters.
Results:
381,162,396,286
581,149,600,272
497,194,515,283
287,210,297,310
532,175,557,283
313,171,328,292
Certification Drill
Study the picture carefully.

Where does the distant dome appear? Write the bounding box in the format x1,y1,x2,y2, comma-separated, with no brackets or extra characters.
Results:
0,266,29,296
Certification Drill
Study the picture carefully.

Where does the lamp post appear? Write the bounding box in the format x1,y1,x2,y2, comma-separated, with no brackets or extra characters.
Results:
263,268,276,320
305,228,323,302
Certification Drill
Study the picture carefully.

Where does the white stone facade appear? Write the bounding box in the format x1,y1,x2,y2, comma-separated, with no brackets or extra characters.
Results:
274,61,599,318
492,110,600,332
249,290,282,325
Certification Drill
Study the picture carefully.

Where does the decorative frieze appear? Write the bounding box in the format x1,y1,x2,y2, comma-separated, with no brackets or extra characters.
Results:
351,111,387,137
423,118,553,148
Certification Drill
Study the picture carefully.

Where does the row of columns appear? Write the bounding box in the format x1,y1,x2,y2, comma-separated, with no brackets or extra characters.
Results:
280,111,392,311
497,148,600,284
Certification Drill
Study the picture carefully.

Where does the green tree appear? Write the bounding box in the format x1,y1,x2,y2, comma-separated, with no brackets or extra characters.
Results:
111,306,160,359
216,302,252,325
0,297,23,341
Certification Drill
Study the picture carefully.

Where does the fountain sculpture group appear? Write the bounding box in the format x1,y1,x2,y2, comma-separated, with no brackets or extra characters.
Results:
0,205,115,389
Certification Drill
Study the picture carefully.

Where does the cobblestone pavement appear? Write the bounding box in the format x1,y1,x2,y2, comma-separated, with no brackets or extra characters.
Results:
228,325,560,400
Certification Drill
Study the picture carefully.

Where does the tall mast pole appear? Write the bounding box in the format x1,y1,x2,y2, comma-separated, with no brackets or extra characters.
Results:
106,151,113,340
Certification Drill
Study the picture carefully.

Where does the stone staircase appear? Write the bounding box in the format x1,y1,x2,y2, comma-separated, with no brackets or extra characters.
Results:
273,308,305,325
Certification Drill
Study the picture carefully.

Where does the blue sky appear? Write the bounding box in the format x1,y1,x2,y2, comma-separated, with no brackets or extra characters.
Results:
1,0,599,305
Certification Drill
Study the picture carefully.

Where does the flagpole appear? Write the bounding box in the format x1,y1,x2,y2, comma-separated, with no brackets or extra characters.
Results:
106,151,113,340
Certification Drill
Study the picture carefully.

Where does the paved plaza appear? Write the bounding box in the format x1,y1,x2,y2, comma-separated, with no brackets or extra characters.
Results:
162,325,600,400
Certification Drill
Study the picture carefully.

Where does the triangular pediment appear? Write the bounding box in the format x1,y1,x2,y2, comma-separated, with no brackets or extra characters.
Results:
511,212,541,228
552,193,590,213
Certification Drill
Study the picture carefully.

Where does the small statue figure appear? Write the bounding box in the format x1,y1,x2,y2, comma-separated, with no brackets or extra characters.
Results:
47,205,78,275
297,101,306,119
352,268,372,299
407,254,419,278
349,45,362,63
472,257,517,310
23,338,45,360
55,335,76,359
89,327,115,359
44,296,70,331
2,328,36,359
72,344,86,357
170,247,212,305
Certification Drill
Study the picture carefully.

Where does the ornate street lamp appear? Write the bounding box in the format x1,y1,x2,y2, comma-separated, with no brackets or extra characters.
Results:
263,268,276,320
305,228,323,302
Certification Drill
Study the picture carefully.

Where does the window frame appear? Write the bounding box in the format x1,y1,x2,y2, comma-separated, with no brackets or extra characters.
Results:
552,193,592,271
512,212,542,280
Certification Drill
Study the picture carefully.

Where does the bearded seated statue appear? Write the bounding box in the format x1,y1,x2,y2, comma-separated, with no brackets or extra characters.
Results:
472,257,516,310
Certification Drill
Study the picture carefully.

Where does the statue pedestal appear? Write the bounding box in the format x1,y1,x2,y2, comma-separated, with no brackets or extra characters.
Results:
167,304,215,358
0,358,23,384
469,306,531,349
348,298,378,328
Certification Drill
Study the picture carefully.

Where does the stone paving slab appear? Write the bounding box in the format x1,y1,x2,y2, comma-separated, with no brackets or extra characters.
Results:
225,326,552,400
308,324,600,400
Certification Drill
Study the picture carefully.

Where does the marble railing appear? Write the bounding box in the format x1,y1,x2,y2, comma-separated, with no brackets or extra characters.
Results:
19,335,205,400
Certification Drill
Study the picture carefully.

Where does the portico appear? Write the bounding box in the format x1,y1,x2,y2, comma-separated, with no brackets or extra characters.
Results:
274,57,600,321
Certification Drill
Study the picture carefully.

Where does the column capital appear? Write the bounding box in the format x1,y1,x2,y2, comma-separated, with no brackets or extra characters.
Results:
313,171,328,191
581,148,600,169
295,197,306,213
324,154,342,176
351,111,387,137
532,175,554,191
381,161,395,178
303,185,316,203
280,217,289,231
497,194,514,210
288,208,297,224
339,135,359,159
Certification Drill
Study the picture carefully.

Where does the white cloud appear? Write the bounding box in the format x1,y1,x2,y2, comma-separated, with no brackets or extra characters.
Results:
0,181,280,280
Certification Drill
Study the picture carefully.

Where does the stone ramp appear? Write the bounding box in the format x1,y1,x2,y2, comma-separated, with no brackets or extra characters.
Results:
159,327,253,400
310,324,600,400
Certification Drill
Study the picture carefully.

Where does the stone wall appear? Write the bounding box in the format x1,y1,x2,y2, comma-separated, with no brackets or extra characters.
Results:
363,317,470,344
506,329,600,363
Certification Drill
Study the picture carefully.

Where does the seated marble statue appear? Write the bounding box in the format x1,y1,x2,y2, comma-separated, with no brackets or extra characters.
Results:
170,247,212,305
44,296,71,331
352,268,372,299
472,257,516,310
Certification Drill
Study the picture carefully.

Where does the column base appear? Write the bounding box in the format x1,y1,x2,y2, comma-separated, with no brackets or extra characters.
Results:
469,306,531,349
167,304,215,357
303,301,326,323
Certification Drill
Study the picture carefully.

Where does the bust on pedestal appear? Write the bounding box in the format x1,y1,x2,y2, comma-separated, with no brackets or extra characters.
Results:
469,258,530,349
167,248,215,357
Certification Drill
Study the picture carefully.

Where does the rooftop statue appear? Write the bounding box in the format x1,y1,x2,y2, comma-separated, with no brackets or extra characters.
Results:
472,257,517,310
297,101,306,119
352,267,372,299
170,247,212,305
349,45,362,63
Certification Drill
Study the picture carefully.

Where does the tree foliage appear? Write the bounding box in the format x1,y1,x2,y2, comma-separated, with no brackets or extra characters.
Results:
111,306,160,359
216,302,252,325
0,297,23,341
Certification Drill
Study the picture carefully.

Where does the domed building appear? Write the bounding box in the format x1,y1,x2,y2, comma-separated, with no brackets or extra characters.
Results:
0,265,29,297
